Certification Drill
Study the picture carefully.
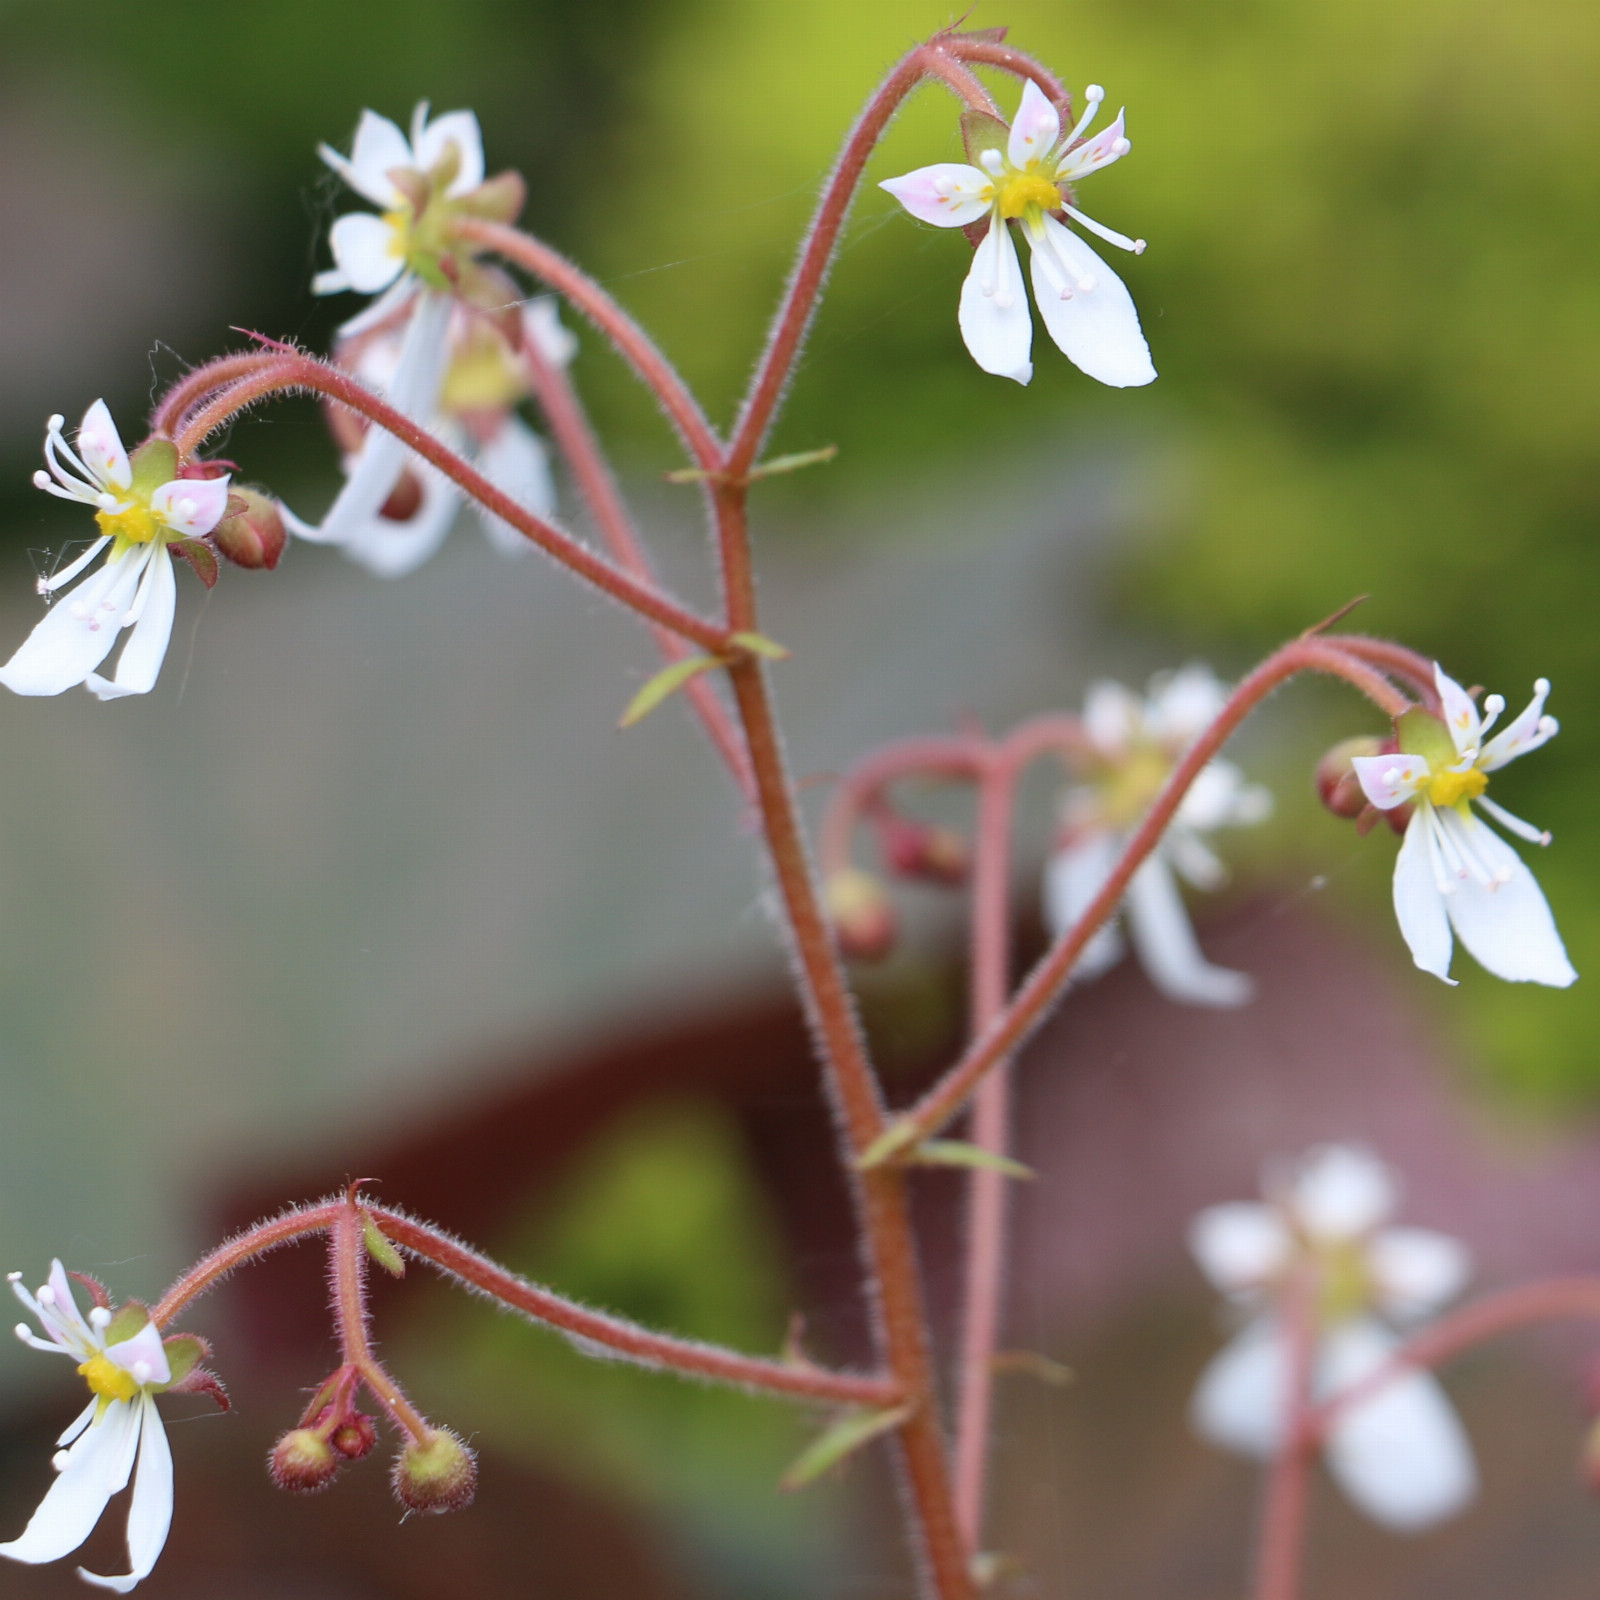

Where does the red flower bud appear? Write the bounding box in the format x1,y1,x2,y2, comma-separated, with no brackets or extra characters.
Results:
1316,736,1384,820
825,869,896,961
379,470,425,522
392,1427,477,1514
330,1412,379,1461
213,485,287,570
881,817,969,885
269,1428,341,1493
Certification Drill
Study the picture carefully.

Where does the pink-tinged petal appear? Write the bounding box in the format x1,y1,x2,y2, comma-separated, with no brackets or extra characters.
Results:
472,416,555,553
1007,80,1061,169
1290,1145,1396,1240
1189,1203,1289,1295
1043,831,1126,979
104,1321,171,1389
1027,215,1155,388
1083,679,1141,754
958,221,1033,384
328,213,406,296
77,401,131,493
1433,664,1481,757
1442,815,1576,986
1479,677,1556,771
1125,856,1253,1007
414,109,484,195
42,1263,95,1349
0,1399,139,1565
1055,108,1131,180
341,466,461,578
1392,810,1455,982
1190,1318,1285,1458
149,476,230,538
1319,1320,1477,1530
0,547,144,697
79,1396,172,1593
341,109,412,206
879,164,992,228
87,549,175,701
1351,752,1429,810
1369,1228,1472,1322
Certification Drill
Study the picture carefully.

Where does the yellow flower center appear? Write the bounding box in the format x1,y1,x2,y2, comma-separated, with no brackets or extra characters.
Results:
1313,1239,1373,1323
94,501,162,546
997,171,1062,220
78,1354,140,1404
1426,766,1488,809
1099,746,1173,829
382,207,413,257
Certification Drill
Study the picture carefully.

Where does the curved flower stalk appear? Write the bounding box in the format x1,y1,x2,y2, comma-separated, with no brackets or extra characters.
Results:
2,1262,222,1591
881,80,1154,387
1352,664,1575,987
1190,1144,1477,1531
316,299,571,577
1043,665,1271,1006
0,403,229,700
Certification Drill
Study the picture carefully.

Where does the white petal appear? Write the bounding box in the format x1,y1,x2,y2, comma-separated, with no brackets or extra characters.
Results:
1479,678,1556,770
1433,665,1481,758
1165,828,1228,892
472,416,554,551
1352,752,1430,810
1055,107,1131,180
958,221,1033,384
149,476,230,538
336,275,421,339
523,298,579,369
0,547,143,697
1318,1320,1476,1530
1026,214,1155,388
1147,663,1227,744
1007,80,1062,168
1082,679,1140,754
58,1399,99,1450
40,1262,95,1349
328,213,406,296
414,109,484,195
1190,1318,1285,1459
1124,856,1252,1007
0,1400,138,1565
76,401,132,492
1290,1145,1396,1239
1392,810,1455,982
104,1321,170,1388
1443,815,1577,986
878,163,993,228
1175,762,1257,835
87,548,175,701
1042,832,1126,979
341,109,412,206
79,1395,172,1593
1369,1228,1472,1322
341,467,461,578
1189,1203,1289,1295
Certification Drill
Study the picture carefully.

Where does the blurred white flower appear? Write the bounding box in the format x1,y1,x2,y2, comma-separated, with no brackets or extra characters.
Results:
1190,1144,1477,1531
1043,665,1270,1006
880,79,1154,387
1352,664,1574,987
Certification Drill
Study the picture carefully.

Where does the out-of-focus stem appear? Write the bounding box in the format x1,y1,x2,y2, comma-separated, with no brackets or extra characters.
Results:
1253,1266,1317,1600
820,736,986,875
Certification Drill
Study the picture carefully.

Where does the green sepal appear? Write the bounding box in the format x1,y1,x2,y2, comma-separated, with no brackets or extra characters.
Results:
362,1214,406,1277
906,1140,1035,1180
157,1334,209,1388
1396,706,1454,767
452,170,527,225
961,109,1011,167
748,445,838,480
855,1117,922,1171
128,438,179,498
619,654,723,728
170,538,219,590
729,631,790,660
410,253,453,291
102,1302,151,1346
779,1403,913,1491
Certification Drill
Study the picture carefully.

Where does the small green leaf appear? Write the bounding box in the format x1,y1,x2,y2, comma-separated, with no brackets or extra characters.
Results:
102,1303,151,1345
362,1214,406,1277
960,109,1010,167
128,438,179,497
779,1403,913,1491
619,654,723,728
1396,706,1454,767
906,1141,1035,1180
159,1334,210,1387
854,1118,922,1171
729,631,790,660
990,1349,1074,1386
748,444,838,480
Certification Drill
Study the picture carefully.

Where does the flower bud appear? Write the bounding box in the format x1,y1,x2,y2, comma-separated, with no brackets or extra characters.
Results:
213,485,287,571
825,869,896,962
330,1412,378,1461
269,1428,341,1493
379,469,425,523
882,818,969,886
1315,736,1384,820
392,1427,477,1514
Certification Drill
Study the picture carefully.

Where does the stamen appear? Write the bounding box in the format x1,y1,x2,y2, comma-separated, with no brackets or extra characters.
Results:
978,149,1005,177
51,1451,70,1473
1421,808,1455,896
1430,808,1473,884
1439,808,1510,887
89,1306,112,1330
39,537,111,596
131,1360,152,1385
1064,203,1147,255
1476,795,1552,847
1477,693,1505,740
1064,84,1106,148
120,545,161,631
38,1286,55,1306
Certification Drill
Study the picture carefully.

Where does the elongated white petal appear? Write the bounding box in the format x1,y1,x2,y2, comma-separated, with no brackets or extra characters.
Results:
57,1400,99,1451
1290,1145,1396,1240
149,477,230,538
878,164,993,228
1352,752,1429,809
1479,678,1556,770
87,548,175,701
1369,1227,1472,1322
1148,663,1227,745
1442,815,1576,986
0,1399,138,1565
1082,679,1141,754
1124,856,1252,1007
1007,80,1062,168
1043,831,1126,979
1027,215,1155,388
328,213,406,296
1176,761,1271,835
1319,1319,1476,1530
1165,828,1228,891
0,546,144,697
337,274,420,339
471,416,554,554
341,467,461,578
958,221,1033,383
1189,1203,1290,1295
1433,665,1481,758
80,1395,172,1593
415,109,484,195
341,109,412,206
1391,810,1455,982
1190,1317,1285,1458
1055,108,1131,180
76,401,132,493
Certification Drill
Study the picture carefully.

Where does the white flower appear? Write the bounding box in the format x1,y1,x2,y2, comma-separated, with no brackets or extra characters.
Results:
1189,1144,1477,1531
880,80,1154,387
1,403,229,701
1043,665,1271,1006
1,1262,176,1591
1351,664,1575,987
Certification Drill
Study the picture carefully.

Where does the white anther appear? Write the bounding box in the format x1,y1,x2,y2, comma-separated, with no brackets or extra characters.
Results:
1131,238,1147,254
6,1272,20,1283
89,1306,112,1330
1085,84,1105,103
47,414,65,432
131,1360,152,1385
979,148,1005,176
176,497,197,520
38,1286,55,1306
14,1323,30,1343
1113,137,1131,155
32,470,51,490
96,492,119,511
1535,677,1551,694
51,1450,70,1473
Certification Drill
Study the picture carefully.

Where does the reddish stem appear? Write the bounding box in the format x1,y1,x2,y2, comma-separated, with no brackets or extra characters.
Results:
820,736,987,875
150,352,289,440
946,38,1070,107
1253,1266,1317,1600
1331,637,1442,710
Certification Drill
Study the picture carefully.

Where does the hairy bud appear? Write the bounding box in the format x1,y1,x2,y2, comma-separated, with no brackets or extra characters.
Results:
392,1427,477,1514
881,818,969,885
825,869,896,962
269,1428,341,1493
1316,737,1383,820
330,1412,379,1461
213,485,287,571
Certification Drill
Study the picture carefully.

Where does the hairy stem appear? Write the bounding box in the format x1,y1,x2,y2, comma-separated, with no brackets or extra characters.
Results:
1253,1266,1317,1600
